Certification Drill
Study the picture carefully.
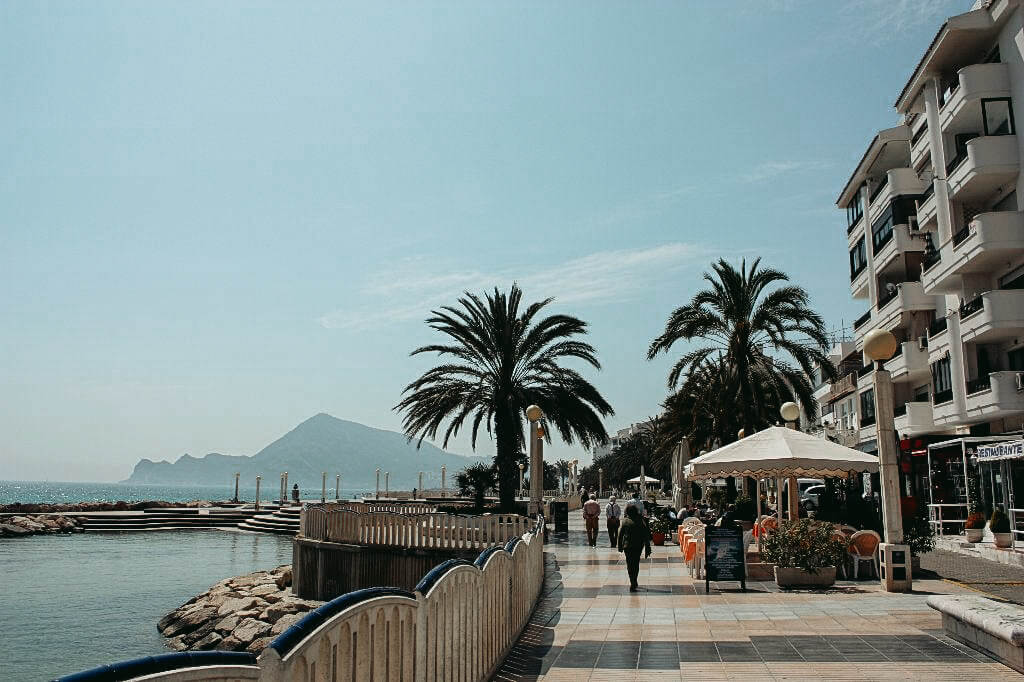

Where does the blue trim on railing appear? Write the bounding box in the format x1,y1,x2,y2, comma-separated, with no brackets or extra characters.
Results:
414,558,472,595
474,545,503,567
505,536,521,552
54,651,258,682
270,586,414,656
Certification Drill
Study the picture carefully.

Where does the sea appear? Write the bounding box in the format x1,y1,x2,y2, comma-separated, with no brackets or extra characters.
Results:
0,480,370,505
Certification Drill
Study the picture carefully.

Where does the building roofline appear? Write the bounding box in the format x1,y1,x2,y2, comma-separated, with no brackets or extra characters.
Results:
835,125,910,207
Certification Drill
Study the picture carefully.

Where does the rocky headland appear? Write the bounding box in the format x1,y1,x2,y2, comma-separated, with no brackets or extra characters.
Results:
0,514,85,537
157,565,323,654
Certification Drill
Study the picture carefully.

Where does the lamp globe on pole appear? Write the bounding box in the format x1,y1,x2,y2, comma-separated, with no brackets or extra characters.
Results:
780,401,800,424
864,328,899,362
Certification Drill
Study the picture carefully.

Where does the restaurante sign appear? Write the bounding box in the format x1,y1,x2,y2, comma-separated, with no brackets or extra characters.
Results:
977,440,1024,461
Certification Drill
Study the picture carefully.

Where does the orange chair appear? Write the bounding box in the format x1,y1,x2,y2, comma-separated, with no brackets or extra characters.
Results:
848,530,881,579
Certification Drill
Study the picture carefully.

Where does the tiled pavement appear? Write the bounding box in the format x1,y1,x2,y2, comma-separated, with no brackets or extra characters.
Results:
919,548,1024,605
493,512,1023,680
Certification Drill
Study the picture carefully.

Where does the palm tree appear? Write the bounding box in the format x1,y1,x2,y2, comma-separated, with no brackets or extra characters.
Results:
554,459,571,492
396,285,613,509
648,258,835,439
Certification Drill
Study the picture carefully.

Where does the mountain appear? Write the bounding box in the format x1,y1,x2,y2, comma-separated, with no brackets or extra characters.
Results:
123,413,486,489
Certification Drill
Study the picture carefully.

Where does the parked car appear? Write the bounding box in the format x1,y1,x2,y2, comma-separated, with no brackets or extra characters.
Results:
801,484,826,511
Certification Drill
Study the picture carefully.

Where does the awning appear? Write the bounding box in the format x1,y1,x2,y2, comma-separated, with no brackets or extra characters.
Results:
627,475,659,484
686,426,880,481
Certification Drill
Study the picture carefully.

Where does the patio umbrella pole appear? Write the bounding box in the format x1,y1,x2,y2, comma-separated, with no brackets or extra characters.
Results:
776,476,784,524
755,478,762,555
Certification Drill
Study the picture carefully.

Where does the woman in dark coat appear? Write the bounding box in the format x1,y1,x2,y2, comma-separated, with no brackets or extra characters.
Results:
617,504,652,591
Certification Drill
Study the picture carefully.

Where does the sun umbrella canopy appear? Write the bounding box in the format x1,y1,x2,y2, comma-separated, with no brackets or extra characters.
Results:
685,426,879,480
627,475,660,483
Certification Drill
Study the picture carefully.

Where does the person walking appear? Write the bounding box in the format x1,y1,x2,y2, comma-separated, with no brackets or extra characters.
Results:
583,493,601,546
617,504,651,591
291,483,301,504
605,495,622,547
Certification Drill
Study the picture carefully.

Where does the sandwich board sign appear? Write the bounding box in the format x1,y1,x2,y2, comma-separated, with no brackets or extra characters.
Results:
704,525,746,592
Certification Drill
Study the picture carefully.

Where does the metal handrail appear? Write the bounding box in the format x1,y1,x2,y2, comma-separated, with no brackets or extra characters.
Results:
928,503,968,536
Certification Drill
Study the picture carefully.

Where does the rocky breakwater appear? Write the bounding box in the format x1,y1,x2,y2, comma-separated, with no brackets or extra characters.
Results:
0,514,84,537
157,565,323,654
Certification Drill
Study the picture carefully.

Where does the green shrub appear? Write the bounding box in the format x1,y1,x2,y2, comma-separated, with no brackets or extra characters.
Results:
759,519,847,573
965,512,987,530
648,517,668,534
902,505,935,557
990,510,1011,533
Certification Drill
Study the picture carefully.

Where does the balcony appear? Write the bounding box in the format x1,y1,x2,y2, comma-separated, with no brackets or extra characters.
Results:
893,401,935,436
916,182,938,228
873,224,924,275
964,371,1024,420
850,264,869,300
939,63,1011,133
958,289,1024,344
867,168,928,224
874,281,939,330
947,135,1019,203
910,119,930,169
828,373,858,401
885,341,929,384
853,310,872,331
922,211,1024,293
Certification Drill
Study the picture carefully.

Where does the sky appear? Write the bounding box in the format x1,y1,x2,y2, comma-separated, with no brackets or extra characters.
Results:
0,0,969,483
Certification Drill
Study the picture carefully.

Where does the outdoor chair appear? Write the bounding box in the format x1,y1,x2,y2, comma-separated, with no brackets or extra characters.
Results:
847,530,881,579
839,525,858,536
687,526,705,578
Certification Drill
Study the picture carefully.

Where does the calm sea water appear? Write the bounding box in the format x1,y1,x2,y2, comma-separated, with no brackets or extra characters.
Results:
0,530,294,681
0,480,369,505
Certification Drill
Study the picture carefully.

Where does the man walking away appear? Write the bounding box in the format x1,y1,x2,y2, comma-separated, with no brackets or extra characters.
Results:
617,504,651,591
605,495,622,546
583,493,601,546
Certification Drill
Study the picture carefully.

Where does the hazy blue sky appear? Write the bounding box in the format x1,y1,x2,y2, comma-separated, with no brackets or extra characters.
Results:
1,1,967,483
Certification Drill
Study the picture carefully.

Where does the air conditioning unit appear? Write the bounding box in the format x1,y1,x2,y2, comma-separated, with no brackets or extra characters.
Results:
908,216,920,232
1016,372,1024,392
917,336,928,351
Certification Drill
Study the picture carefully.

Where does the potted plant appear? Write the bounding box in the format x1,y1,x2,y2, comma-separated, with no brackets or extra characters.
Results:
648,517,667,546
990,510,1013,548
902,506,935,574
965,512,986,543
760,518,846,588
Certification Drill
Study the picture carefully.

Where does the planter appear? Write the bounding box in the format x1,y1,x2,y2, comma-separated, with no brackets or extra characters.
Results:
652,532,665,546
965,528,984,543
774,565,836,589
993,532,1014,548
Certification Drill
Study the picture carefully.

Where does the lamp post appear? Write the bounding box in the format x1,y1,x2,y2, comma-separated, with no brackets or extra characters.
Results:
441,465,446,498
864,328,912,592
336,475,341,502
526,405,544,516
321,472,327,503
599,468,603,499
518,462,525,499
385,472,390,498
418,471,423,497
255,475,261,512
376,468,381,500
233,472,240,503
780,402,801,521
283,472,289,505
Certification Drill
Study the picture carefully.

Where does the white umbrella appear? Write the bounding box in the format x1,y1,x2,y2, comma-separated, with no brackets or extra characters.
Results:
686,426,879,481
626,475,660,484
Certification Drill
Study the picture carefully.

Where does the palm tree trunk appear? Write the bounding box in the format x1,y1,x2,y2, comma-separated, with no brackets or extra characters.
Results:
493,405,518,510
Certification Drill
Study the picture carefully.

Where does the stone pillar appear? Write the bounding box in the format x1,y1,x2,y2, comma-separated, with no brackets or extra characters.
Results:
255,476,261,512
336,475,341,502
874,365,912,592
529,422,544,516
787,476,799,521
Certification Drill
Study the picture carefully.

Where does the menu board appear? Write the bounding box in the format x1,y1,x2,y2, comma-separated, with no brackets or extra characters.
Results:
704,525,746,591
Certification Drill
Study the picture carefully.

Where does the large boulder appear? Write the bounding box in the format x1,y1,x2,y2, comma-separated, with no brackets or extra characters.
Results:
192,632,223,651
270,613,304,635
217,597,260,617
161,606,218,638
229,618,272,647
274,567,293,589
246,636,274,654
0,523,32,537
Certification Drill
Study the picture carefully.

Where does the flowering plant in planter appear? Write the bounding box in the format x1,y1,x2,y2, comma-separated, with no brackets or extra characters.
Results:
990,510,1013,548
648,517,668,545
760,519,846,574
965,511,987,543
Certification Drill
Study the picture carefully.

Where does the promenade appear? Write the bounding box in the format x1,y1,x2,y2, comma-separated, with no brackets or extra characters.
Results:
494,503,1021,680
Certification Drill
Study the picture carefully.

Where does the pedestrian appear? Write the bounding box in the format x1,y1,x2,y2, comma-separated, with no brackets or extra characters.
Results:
291,483,300,504
617,504,651,591
583,493,601,546
626,490,647,517
605,495,622,546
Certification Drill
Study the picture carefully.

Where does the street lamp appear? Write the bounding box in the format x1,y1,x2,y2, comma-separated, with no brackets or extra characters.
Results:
376,468,381,500
864,327,912,592
598,468,603,498
385,471,390,498
526,405,544,516
441,465,447,498
780,402,801,521
233,472,240,503
519,462,525,499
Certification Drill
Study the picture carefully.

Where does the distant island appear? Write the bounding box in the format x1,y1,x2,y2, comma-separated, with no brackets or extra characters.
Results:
123,413,485,489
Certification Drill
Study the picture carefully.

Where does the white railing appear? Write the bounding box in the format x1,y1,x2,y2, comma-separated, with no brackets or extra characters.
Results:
1011,508,1024,548
260,521,544,682
301,507,531,551
928,503,968,536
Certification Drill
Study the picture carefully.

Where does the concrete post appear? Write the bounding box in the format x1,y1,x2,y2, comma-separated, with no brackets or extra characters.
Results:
336,475,340,502
321,472,326,503
441,465,446,498
776,476,784,524
598,469,603,499
385,472,390,498
376,468,381,500
418,471,423,496
255,476,261,512
234,473,240,502
874,365,912,592
529,422,543,516
518,464,524,499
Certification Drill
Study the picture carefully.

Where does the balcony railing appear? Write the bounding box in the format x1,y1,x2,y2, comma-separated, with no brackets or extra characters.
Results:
829,373,858,401
859,363,875,378
966,374,993,395
932,388,954,405
928,316,948,337
893,403,908,417
946,149,968,175
952,224,972,247
847,215,863,236
922,249,941,272
959,294,984,320
877,285,898,310
911,121,929,145
869,176,889,203
853,310,872,330
920,180,935,202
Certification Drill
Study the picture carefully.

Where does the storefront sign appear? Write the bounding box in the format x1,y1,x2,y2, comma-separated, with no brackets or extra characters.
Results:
704,525,746,591
977,440,1024,461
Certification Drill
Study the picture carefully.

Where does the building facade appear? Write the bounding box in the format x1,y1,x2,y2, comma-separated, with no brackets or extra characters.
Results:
823,0,1024,520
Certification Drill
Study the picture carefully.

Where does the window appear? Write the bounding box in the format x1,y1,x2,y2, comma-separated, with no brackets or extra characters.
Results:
931,355,953,403
860,389,875,426
850,237,867,279
872,210,894,254
1009,347,1024,371
982,98,1015,136
846,192,864,230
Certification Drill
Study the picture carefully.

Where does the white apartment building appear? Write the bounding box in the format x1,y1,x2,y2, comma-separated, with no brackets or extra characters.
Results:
825,0,1024,515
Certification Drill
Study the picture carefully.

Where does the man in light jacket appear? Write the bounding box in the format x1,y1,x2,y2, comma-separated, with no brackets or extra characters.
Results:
605,495,622,546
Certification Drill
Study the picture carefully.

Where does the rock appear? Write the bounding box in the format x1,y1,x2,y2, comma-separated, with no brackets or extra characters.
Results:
231,618,272,646
162,606,218,638
166,636,188,651
181,620,217,647
250,584,279,597
215,615,239,634
275,568,292,589
217,597,259,617
11,516,44,531
246,636,274,654
217,635,245,651
234,609,262,618
192,632,223,650
0,523,32,536
270,613,304,635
